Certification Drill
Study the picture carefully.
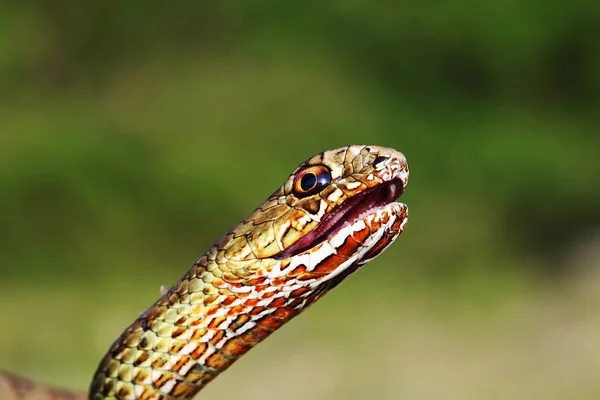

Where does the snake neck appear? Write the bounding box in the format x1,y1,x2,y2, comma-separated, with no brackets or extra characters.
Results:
89,250,320,399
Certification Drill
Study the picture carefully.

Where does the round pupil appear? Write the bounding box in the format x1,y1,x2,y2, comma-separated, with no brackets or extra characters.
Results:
300,173,317,191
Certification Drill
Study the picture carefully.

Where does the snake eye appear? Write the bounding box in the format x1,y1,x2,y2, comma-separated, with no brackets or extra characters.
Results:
293,165,331,198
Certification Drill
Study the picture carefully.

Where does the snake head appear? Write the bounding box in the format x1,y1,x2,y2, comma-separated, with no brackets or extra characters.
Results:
217,145,409,286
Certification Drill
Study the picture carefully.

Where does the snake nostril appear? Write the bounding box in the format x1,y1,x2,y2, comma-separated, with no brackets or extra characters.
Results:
373,156,389,169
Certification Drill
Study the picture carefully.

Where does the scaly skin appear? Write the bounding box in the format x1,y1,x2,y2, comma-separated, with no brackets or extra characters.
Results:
1,145,409,400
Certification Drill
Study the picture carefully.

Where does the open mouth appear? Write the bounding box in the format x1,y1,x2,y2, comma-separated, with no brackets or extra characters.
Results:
275,177,405,260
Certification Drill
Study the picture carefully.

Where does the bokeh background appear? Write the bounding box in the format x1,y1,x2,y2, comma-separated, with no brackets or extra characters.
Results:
1,2,599,399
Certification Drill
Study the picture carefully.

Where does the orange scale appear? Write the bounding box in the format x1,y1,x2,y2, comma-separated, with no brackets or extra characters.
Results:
239,331,261,345
271,276,288,286
208,330,225,347
171,326,187,339
205,305,220,317
334,234,362,259
190,342,208,359
290,286,310,298
269,297,287,308
171,381,194,398
172,354,192,373
175,316,188,326
248,306,266,316
351,223,371,244
207,316,227,330
228,314,250,330
311,253,347,276
249,325,272,338
261,290,277,299
243,298,260,307
259,315,286,331
296,272,319,281
272,307,297,320
221,338,252,357
227,304,246,316
221,295,237,306
205,352,234,371
245,276,267,286
288,264,307,277
169,340,187,355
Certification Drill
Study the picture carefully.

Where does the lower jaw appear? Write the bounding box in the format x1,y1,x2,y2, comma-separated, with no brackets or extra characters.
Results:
306,202,408,294
305,202,408,284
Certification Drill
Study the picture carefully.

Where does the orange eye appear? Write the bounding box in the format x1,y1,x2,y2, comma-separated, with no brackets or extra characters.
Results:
292,165,331,198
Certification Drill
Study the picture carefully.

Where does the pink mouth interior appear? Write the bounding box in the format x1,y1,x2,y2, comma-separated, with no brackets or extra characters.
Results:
274,177,404,260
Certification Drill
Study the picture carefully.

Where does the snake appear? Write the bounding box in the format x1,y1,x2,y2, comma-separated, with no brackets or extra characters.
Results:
1,144,409,400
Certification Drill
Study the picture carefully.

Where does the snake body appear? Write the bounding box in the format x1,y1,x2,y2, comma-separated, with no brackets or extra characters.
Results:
1,145,409,400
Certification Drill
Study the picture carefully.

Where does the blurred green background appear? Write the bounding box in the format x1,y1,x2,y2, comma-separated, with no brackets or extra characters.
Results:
1,2,599,399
